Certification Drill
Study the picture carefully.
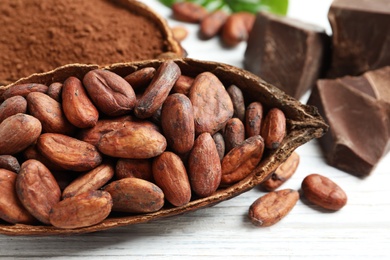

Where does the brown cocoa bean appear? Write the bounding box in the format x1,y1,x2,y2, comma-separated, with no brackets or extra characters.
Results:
2,83,48,100
0,95,27,123
0,155,20,173
161,93,195,154
261,108,286,149
0,113,42,155
37,133,102,172
62,76,99,128
249,189,299,227
221,135,265,185
171,26,189,42
0,169,36,224
188,133,222,198
172,75,194,96
62,163,114,199
124,67,156,91
27,92,75,135
224,118,245,152
49,190,112,229
16,159,61,224
115,158,153,182
83,69,136,116
261,152,300,191
200,10,229,39
135,60,181,118
221,12,255,47
23,145,66,172
47,82,63,102
212,132,225,160
98,121,166,159
301,174,347,211
190,72,234,135
103,178,164,213
152,151,191,207
245,101,263,138
172,2,208,23
227,84,245,122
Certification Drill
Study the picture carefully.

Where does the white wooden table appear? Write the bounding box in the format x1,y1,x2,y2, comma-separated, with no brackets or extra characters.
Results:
1,0,389,259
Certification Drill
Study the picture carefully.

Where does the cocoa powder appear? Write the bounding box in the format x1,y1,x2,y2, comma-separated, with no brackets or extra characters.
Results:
0,0,166,84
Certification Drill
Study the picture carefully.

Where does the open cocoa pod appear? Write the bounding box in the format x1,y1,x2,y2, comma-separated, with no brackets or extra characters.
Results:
0,0,185,85
0,58,327,236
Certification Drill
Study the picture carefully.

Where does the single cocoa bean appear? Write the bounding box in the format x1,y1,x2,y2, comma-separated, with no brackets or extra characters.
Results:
2,83,48,100
212,132,225,160
0,95,27,123
23,145,66,172
221,135,265,185
249,189,299,227
190,72,234,135
224,117,245,152
161,93,195,154
221,12,255,47
172,75,194,96
301,174,347,211
172,2,208,23
37,133,102,172
188,133,222,198
103,178,164,213
245,101,263,138
27,92,75,135
0,169,36,224
227,84,246,122
171,26,189,42
152,151,191,207
135,60,181,118
16,159,61,224
83,69,136,116
124,67,156,91
47,82,63,102
0,155,20,173
261,152,300,191
200,10,229,39
261,108,286,149
49,190,112,229
115,158,153,182
0,113,42,155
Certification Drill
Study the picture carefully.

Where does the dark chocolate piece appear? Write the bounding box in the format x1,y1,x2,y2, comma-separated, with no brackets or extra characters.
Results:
244,11,329,100
327,0,390,78
307,66,390,177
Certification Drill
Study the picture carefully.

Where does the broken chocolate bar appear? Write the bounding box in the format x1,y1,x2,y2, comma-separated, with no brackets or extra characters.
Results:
244,11,329,100
327,0,390,78
307,66,390,177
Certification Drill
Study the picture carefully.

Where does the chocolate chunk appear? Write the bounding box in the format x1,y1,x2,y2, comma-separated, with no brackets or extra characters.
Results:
244,12,329,100
327,0,390,78
307,66,390,177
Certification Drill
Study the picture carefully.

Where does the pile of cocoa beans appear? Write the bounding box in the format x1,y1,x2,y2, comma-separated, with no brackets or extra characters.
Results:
171,2,255,47
0,60,288,229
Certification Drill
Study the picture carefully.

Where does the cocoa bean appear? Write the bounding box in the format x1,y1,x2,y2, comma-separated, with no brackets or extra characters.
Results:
0,95,27,123
261,108,286,149
172,2,208,23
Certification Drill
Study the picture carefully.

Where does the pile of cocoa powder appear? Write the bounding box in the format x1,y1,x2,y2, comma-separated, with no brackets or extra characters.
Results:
0,0,166,84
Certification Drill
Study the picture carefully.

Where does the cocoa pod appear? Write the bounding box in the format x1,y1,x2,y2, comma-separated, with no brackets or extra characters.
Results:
152,151,191,207
249,189,299,227
212,132,225,160
0,169,36,224
200,10,229,39
124,67,156,91
172,2,208,23
261,152,300,191
221,135,265,185
0,95,27,123
103,178,164,213
224,117,245,152
227,84,245,122
115,158,153,182
62,163,115,199
0,155,20,173
221,12,255,47
301,174,347,211
62,76,99,128
16,159,61,224
0,113,42,155
26,92,75,135
190,72,234,135
188,133,222,198
2,83,48,100
49,190,112,229
47,82,63,102
97,121,166,159
172,75,194,96
83,69,136,116
37,133,102,172
245,101,263,138
135,60,181,118
261,108,286,149
161,93,195,154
